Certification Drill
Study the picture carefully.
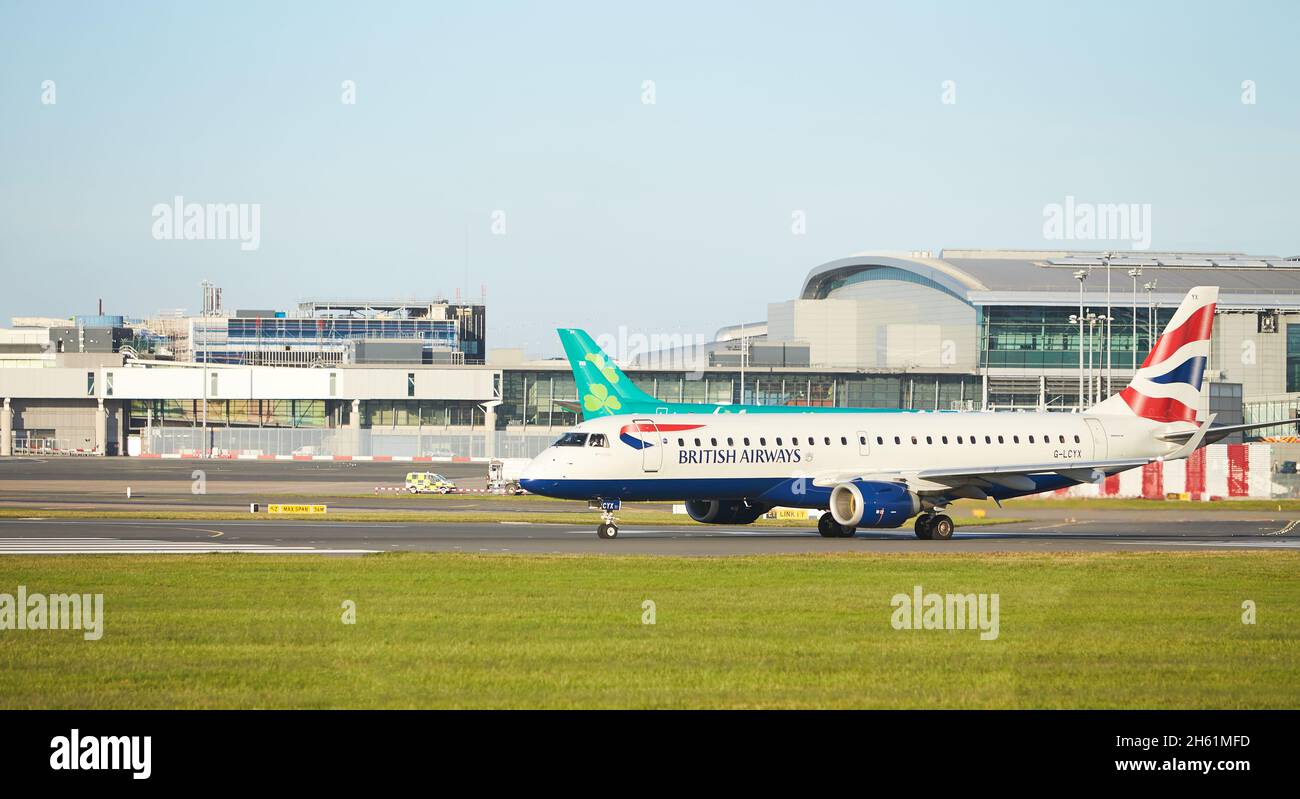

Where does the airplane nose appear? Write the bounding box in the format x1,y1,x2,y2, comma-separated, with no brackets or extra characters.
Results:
519,453,554,496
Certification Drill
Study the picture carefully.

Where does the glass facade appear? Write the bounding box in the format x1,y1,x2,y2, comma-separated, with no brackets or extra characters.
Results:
1287,324,1300,392
980,305,1175,369
227,317,458,344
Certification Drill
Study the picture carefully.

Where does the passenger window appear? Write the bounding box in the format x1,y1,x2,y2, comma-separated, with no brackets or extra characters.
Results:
1028,435,1035,443
678,438,684,447
1059,435,1065,443
743,437,751,446
1074,435,1081,443
894,436,901,445
985,436,992,444
694,438,701,446
825,437,832,446
1013,435,1019,444
727,437,734,446
875,436,883,445
776,438,783,446
589,434,608,447
840,437,847,445
792,437,799,445
710,438,717,446
911,436,918,445
925,436,933,445
760,437,767,446
997,436,1004,444
957,436,963,444
942,436,949,444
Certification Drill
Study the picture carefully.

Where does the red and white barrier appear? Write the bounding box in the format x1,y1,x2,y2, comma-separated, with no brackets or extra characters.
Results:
1054,443,1276,500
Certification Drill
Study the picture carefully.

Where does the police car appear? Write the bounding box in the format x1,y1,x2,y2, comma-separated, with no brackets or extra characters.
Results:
404,472,457,494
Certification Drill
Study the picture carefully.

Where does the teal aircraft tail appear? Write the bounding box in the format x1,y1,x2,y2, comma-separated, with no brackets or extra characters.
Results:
558,328,659,416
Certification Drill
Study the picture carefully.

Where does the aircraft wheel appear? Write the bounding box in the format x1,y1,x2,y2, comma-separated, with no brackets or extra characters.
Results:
597,522,619,539
914,515,934,540
817,514,839,538
930,515,954,540
839,525,857,538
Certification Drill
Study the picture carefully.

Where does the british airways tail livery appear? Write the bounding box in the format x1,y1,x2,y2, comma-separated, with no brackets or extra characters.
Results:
522,287,1286,540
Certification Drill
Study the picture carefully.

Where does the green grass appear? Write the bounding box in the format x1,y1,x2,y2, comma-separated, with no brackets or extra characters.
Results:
0,507,1023,528
1002,497,1300,512
0,552,1295,709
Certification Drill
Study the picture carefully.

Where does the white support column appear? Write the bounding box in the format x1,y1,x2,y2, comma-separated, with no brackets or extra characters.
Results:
145,405,153,455
348,399,361,456
1,398,11,457
95,398,107,455
483,403,497,460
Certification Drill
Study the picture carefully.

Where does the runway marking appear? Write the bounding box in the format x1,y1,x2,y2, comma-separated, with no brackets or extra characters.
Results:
1267,519,1300,536
1026,522,1074,531
0,537,377,555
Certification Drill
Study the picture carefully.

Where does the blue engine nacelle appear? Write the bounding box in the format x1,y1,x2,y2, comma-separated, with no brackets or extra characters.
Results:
828,481,921,529
685,499,771,525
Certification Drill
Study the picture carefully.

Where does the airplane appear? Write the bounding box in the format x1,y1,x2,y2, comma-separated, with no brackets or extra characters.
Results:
556,327,917,417
523,286,1293,539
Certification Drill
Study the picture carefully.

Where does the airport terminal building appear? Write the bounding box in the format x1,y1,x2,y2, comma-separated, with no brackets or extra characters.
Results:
2,249,1299,460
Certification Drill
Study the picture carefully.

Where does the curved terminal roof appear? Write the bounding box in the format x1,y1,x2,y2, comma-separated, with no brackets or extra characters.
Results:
800,250,1300,308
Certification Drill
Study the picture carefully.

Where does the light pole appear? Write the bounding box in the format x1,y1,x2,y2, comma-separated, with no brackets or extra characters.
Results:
1074,270,1087,411
1102,252,1113,397
738,322,746,405
1144,279,1158,344
199,280,209,460
1087,312,1100,406
1128,267,1142,372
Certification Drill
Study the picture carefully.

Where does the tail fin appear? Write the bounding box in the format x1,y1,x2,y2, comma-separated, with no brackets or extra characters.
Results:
1089,286,1218,422
557,328,658,416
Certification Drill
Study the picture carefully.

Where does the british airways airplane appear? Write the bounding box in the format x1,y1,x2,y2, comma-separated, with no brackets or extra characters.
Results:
522,286,1288,540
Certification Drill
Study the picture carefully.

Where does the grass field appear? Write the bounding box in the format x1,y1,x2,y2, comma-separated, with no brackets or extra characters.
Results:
1,551,1296,709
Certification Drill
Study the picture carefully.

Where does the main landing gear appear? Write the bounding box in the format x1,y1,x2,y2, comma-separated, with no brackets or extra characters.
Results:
913,513,954,540
818,513,856,538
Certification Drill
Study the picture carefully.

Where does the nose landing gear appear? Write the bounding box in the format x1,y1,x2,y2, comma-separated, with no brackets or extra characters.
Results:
590,498,621,539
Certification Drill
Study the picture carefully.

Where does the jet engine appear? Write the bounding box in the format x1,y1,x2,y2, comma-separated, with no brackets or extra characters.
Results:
684,499,771,525
829,481,921,529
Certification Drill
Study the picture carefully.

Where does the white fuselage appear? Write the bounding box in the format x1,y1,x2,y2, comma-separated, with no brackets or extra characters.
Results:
519,410,1187,507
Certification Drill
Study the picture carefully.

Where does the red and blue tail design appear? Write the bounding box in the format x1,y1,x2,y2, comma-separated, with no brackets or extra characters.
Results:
1092,286,1218,423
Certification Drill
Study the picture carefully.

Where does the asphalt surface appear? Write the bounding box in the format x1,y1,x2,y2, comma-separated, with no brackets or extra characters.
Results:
2,457,1300,554
0,516,1297,555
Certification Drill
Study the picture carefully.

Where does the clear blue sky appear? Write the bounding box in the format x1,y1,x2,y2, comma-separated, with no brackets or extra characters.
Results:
2,1,1297,356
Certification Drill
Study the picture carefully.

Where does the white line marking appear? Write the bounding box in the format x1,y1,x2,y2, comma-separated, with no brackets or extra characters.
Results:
1267,519,1300,536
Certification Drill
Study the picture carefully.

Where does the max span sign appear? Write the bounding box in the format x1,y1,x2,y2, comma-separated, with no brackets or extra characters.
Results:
267,504,328,514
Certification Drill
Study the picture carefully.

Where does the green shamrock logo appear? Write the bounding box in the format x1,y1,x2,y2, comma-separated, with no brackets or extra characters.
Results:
583,384,623,414
584,353,620,385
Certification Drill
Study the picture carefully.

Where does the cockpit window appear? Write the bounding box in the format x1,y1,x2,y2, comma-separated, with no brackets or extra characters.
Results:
588,434,608,447
554,432,589,447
